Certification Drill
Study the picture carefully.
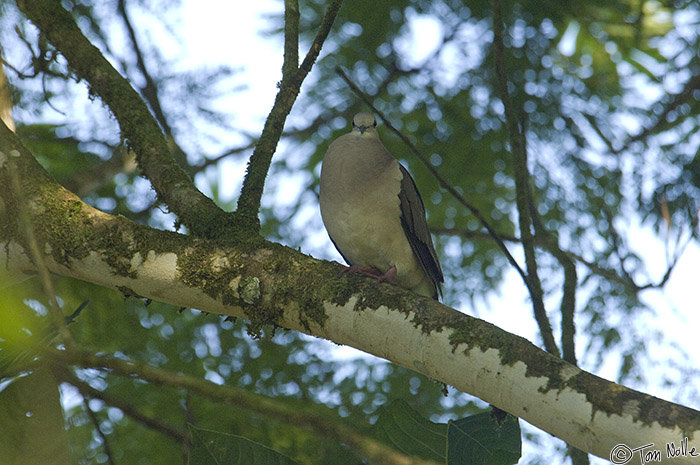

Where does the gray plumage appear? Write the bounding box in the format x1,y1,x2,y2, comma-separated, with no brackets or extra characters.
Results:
319,113,443,299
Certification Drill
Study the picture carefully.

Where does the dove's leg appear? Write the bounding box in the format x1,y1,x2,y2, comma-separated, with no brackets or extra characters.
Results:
339,264,398,286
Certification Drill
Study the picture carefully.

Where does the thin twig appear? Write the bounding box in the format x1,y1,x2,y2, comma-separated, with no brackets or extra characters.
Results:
182,392,194,464
335,67,529,285
602,207,636,285
432,227,519,243
492,0,558,357
637,230,693,291
530,213,578,366
82,397,117,465
117,0,169,137
116,0,191,173
522,141,578,364
614,72,700,154
436,225,687,294
492,25,589,465
193,111,334,173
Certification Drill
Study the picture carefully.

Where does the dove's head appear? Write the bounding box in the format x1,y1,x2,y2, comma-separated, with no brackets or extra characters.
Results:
351,113,378,137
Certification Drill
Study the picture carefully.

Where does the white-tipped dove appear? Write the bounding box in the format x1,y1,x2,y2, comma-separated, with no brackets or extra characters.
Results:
319,113,444,299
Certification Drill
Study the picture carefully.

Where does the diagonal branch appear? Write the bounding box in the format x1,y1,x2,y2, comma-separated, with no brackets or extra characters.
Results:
234,0,343,233
437,225,688,295
116,0,191,173
81,396,117,465
117,0,170,138
616,72,700,154
16,0,229,239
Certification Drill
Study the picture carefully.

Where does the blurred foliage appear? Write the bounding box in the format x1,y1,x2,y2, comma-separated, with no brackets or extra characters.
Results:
1,0,700,463
0,367,71,465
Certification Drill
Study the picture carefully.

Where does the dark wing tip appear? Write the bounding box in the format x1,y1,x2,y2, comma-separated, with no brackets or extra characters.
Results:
397,165,444,300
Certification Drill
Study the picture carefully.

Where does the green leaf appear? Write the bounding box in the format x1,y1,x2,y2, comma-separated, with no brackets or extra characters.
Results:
372,401,522,464
447,412,521,465
188,425,298,465
371,399,447,462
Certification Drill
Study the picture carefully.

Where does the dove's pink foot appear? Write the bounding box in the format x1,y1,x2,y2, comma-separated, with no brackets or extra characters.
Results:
339,264,397,286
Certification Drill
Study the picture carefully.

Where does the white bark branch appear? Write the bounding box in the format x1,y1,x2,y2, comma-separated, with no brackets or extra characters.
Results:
1,123,699,463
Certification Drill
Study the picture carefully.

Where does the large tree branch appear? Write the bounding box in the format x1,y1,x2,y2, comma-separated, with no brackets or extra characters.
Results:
1,121,699,463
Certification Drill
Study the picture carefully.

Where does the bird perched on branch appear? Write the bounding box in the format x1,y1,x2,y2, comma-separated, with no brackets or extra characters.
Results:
319,112,443,299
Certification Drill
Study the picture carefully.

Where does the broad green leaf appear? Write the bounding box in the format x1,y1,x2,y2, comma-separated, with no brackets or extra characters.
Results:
447,412,521,465
372,401,521,464
371,399,447,462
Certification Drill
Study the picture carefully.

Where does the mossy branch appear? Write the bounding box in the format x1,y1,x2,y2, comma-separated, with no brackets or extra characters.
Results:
16,0,231,239
3,120,700,462
234,0,343,233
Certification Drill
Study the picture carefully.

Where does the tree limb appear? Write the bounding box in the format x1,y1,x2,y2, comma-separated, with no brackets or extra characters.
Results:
2,119,700,463
234,0,343,233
